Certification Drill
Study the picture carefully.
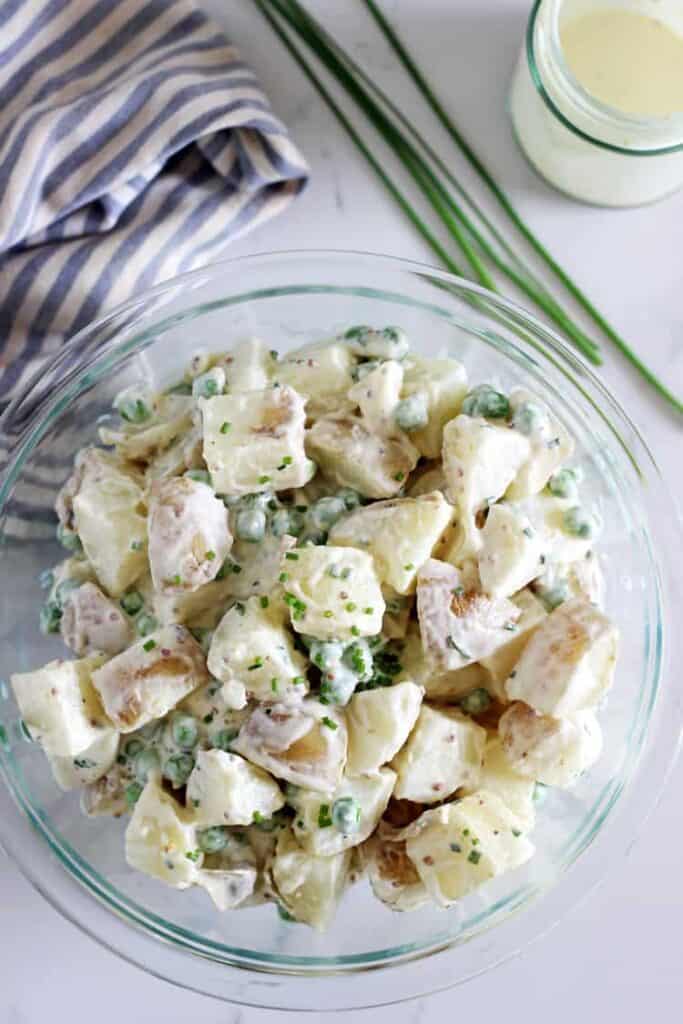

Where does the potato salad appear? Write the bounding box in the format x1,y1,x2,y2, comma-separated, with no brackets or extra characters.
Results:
12,327,618,930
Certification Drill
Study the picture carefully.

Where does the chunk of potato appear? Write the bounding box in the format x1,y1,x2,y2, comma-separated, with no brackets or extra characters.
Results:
329,491,454,595
152,576,234,628
208,596,307,702
391,705,486,802
417,558,521,671
290,768,396,856
479,589,547,701
200,385,314,495
401,356,468,458
306,414,419,499
347,359,404,435
70,449,148,596
272,827,351,930
505,598,618,715
186,749,284,827
80,759,132,817
91,625,209,732
442,415,530,558
405,792,534,905
276,342,356,420
345,681,423,776
11,653,111,757
47,730,120,792
197,864,258,911
60,582,133,656
147,476,232,595
99,394,194,463
223,337,273,392
478,503,546,598
506,388,574,499
125,776,200,888
280,545,385,640
498,702,603,787
362,833,429,911
463,736,535,831
233,699,347,792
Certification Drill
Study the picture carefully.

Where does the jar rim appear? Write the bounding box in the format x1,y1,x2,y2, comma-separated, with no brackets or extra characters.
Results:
526,0,683,156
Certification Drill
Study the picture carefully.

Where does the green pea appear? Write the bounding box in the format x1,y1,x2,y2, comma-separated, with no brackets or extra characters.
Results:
270,507,305,538
123,738,145,759
461,384,510,420
198,826,230,853
394,393,428,432
55,578,81,609
38,569,54,591
163,752,194,787
125,781,144,807
512,400,547,436
309,640,345,673
547,468,580,500
320,662,359,707
56,523,82,552
459,688,492,715
185,469,212,486
331,796,361,834
192,369,224,399
213,728,239,752
344,325,409,360
136,613,158,638
563,506,597,540
40,600,62,634
343,640,373,682
117,397,151,424
235,507,266,542
120,589,144,615
134,748,160,783
306,496,346,532
336,488,361,511
170,712,199,750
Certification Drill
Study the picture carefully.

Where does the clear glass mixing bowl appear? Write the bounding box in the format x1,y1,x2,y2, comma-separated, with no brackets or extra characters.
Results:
0,251,680,1011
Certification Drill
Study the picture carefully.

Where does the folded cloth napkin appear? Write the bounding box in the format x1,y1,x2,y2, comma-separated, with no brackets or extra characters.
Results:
0,0,309,405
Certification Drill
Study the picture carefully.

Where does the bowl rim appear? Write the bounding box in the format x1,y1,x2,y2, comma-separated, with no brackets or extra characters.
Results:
0,248,680,1009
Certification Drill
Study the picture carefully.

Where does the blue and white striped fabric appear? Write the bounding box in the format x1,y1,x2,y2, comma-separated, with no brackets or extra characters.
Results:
0,0,309,405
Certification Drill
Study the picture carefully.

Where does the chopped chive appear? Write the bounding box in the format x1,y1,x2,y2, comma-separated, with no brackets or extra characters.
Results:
467,849,482,864
205,550,216,561
345,601,357,612
260,596,270,608
363,606,374,615
248,657,264,671
143,639,156,652
220,421,231,434
258,475,271,484
271,678,279,692
351,625,360,636
321,716,338,730
285,552,299,560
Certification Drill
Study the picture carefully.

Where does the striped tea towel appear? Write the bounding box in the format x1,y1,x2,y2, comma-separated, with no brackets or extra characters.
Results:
0,0,309,407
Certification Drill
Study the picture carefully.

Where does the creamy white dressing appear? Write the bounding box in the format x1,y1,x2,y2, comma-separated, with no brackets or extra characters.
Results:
561,9,683,117
510,0,683,206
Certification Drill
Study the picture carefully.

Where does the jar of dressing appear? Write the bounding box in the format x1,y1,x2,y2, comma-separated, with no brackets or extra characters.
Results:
509,0,683,206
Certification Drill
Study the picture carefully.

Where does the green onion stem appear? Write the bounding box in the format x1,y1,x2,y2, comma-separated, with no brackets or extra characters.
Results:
362,0,682,412
253,0,464,277
274,0,601,362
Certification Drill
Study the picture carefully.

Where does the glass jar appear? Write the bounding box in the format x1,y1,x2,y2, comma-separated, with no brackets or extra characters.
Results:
509,0,683,206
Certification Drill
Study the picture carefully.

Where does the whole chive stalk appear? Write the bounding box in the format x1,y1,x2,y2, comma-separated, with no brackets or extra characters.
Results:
268,0,601,363
254,0,465,277
362,0,681,413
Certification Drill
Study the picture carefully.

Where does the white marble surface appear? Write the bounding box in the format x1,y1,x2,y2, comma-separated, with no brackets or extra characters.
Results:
3,1,682,1021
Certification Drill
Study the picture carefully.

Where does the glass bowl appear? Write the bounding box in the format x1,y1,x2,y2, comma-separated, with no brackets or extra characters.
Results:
0,251,680,1011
